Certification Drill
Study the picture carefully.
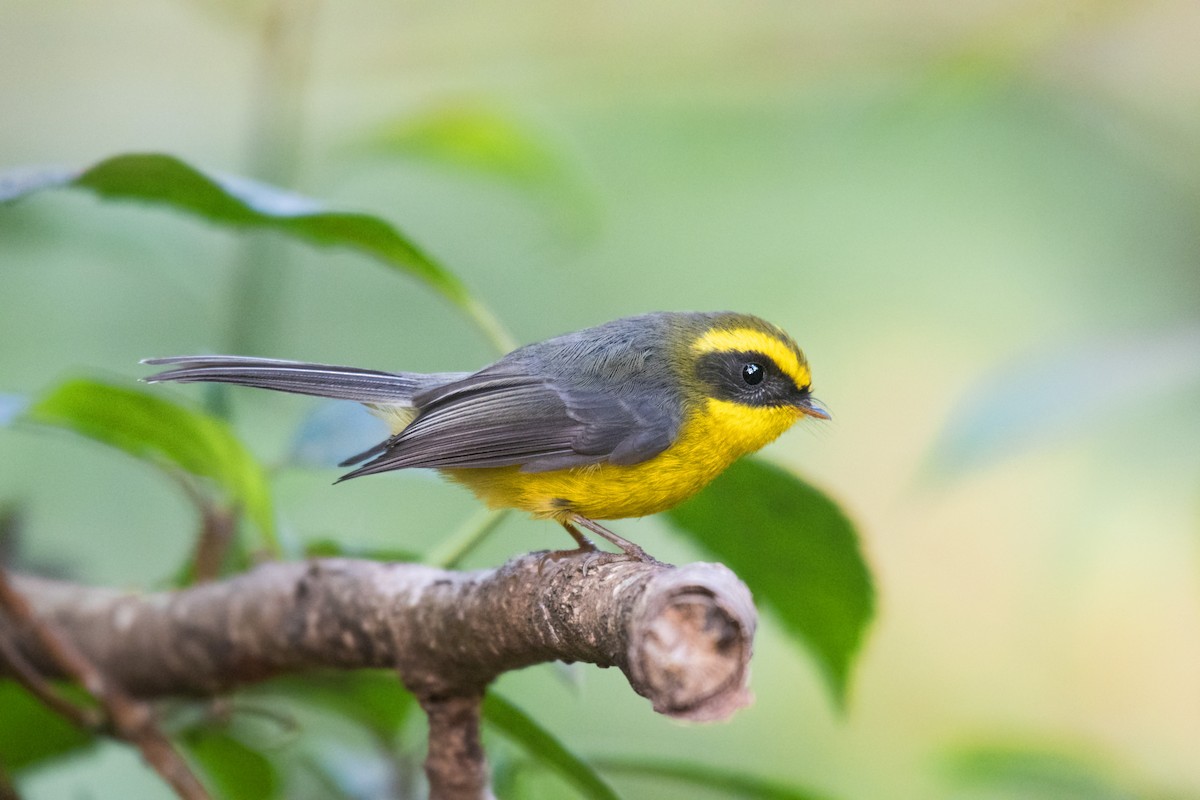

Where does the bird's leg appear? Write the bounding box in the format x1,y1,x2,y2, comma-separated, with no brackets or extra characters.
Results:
559,520,598,552
538,521,599,566
567,514,660,564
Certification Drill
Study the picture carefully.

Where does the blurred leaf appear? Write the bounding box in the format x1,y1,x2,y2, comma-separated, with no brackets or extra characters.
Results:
23,379,275,547
284,402,388,470
0,165,75,203
0,682,95,773
300,743,406,800
943,741,1154,800
0,153,514,352
491,754,523,800
0,502,72,578
932,326,1200,472
301,539,419,564
180,726,280,800
296,755,361,800
595,758,833,800
0,395,26,426
665,457,873,708
484,692,619,800
260,671,415,743
365,102,598,243
369,103,571,196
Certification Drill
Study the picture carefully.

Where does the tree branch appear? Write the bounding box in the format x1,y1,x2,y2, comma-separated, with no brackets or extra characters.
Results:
0,552,756,800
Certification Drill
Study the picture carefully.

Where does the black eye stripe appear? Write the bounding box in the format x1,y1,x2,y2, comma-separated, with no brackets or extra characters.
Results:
695,350,804,407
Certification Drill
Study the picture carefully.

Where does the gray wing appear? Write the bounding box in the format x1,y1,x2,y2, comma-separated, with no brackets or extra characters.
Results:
143,356,467,404
338,366,681,479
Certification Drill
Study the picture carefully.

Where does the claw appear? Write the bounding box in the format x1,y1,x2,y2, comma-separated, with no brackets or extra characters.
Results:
564,514,663,564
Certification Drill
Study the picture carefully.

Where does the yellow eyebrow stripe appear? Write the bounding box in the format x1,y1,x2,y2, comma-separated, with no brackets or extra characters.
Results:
692,327,810,387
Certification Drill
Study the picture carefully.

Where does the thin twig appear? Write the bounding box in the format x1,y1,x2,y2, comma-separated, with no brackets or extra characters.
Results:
170,473,257,582
0,623,101,729
0,567,102,731
0,567,210,800
190,506,240,584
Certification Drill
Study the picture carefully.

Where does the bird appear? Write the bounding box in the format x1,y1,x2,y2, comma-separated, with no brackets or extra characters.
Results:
143,311,828,561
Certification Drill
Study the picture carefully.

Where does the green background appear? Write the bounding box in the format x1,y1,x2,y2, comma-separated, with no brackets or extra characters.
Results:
2,1,1199,798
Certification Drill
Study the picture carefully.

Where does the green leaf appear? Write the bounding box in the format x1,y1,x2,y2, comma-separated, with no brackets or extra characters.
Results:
301,539,420,564
594,758,834,800
944,742,1151,800
368,103,571,196
0,682,95,773
180,727,279,800
484,692,619,800
665,457,873,708
0,153,514,352
259,671,415,743
24,379,275,549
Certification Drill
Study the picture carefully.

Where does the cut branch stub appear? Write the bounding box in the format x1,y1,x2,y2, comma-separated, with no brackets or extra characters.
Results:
628,563,756,721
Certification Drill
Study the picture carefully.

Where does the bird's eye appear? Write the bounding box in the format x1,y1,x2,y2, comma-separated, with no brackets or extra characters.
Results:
741,363,765,385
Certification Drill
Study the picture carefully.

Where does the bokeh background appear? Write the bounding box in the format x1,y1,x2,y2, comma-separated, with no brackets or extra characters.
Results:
3,1,1200,798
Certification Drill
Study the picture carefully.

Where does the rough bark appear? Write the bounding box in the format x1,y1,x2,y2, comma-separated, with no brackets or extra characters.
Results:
0,551,757,799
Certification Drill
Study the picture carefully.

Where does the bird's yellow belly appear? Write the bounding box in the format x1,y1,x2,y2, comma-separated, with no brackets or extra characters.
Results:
442,399,802,521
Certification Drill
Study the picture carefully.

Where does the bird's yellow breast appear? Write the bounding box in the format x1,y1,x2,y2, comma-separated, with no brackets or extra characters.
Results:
442,399,803,521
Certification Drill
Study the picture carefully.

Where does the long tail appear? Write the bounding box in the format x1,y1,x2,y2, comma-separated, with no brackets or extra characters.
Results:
142,355,468,405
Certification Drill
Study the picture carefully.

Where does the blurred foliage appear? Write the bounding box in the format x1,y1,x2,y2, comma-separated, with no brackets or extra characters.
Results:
484,693,620,800
931,326,1200,473
283,401,389,471
943,740,1199,800
362,101,599,242
0,505,16,568
365,103,575,200
180,725,280,800
299,538,420,564
594,757,832,800
257,671,416,746
0,153,514,354
21,378,276,556
0,682,95,774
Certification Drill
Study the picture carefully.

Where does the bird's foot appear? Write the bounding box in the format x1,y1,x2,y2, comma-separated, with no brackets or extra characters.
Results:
566,515,664,565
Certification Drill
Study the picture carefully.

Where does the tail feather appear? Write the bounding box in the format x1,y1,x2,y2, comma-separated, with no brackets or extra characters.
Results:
142,355,467,405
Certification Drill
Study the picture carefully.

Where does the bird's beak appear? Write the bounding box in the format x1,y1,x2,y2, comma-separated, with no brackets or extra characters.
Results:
796,397,831,420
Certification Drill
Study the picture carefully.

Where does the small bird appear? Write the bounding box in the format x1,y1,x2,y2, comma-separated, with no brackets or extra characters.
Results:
144,311,828,560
